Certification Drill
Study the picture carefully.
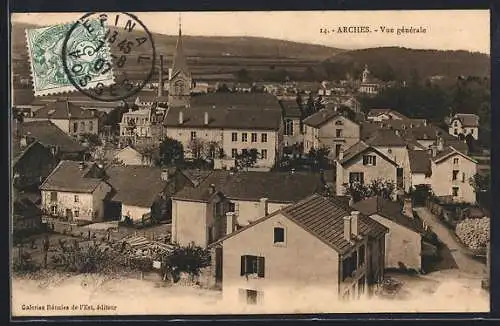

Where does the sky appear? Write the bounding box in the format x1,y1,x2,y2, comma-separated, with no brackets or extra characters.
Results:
12,10,490,54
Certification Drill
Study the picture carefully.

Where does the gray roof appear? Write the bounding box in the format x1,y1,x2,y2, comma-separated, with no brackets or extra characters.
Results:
164,104,282,130
352,196,425,234
40,161,103,193
408,150,432,174
31,99,97,120
366,129,408,147
279,100,302,118
15,120,85,153
105,165,171,207
212,194,388,254
303,109,341,128
173,170,324,203
339,141,398,166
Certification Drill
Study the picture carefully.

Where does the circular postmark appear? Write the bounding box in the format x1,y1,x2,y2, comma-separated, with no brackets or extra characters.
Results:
61,12,156,102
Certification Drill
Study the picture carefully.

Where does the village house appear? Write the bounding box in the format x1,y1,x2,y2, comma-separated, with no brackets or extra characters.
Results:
366,109,411,122
24,99,100,138
279,99,304,148
303,109,361,159
209,194,388,304
104,166,175,222
430,146,478,204
171,170,326,248
335,141,402,197
408,149,432,188
39,161,111,222
163,94,284,170
448,113,480,140
118,104,166,144
403,124,456,150
111,145,154,166
13,119,87,160
353,196,425,272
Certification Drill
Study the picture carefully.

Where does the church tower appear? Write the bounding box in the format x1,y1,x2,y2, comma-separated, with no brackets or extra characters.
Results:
168,16,192,108
361,64,370,83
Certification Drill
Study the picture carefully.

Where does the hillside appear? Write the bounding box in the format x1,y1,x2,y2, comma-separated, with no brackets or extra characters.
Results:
326,47,490,80
11,22,343,78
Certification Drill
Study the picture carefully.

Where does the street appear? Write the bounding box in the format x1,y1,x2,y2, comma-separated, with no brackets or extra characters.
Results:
414,207,487,277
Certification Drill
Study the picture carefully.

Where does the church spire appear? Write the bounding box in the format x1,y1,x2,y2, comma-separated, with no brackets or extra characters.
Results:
171,13,189,80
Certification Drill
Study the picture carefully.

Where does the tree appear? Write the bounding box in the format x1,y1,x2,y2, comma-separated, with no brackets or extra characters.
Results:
138,144,159,166
307,146,330,171
161,243,211,282
343,178,396,202
159,137,184,166
470,172,491,210
205,141,223,159
187,138,207,160
236,148,259,170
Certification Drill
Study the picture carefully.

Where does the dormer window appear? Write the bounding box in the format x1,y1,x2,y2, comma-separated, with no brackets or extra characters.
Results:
335,120,343,126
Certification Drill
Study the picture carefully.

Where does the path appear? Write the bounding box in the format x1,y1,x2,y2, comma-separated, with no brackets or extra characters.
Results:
414,207,487,277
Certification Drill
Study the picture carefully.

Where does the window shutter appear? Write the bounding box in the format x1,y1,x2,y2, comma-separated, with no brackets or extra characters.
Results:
258,257,265,277
240,256,246,276
362,156,367,165
373,156,377,166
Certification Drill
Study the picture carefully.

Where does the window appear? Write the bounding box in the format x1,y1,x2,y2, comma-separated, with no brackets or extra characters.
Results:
232,132,238,142
454,129,458,135
74,209,79,218
251,133,258,142
240,255,265,278
273,227,285,244
336,129,342,138
239,289,263,305
453,158,459,164
51,205,57,215
358,245,365,268
74,195,79,203
242,133,248,142
73,122,78,133
462,172,466,183
452,170,459,181
231,149,238,158
335,144,342,157
261,133,267,142
261,149,268,160
452,187,459,197
454,121,459,127
335,120,344,126
342,251,358,281
362,155,377,166
349,172,364,184
89,121,93,131
284,119,294,136
246,289,258,305
50,192,57,202
80,121,85,131
190,131,197,140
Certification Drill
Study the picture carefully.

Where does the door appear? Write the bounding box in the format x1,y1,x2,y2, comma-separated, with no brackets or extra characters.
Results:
215,247,223,284
396,168,404,189
335,144,342,158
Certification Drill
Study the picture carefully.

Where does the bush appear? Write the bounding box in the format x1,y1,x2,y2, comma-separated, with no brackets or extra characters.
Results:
455,217,490,250
13,252,40,273
51,243,117,273
162,243,211,280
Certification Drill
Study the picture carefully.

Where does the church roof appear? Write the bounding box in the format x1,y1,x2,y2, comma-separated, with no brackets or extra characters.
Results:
171,25,190,80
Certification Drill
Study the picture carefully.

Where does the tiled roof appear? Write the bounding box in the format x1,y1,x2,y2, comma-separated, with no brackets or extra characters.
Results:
367,109,391,117
105,165,171,207
303,109,340,128
339,141,398,166
212,194,388,254
31,99,96,120
191,93,281,107
40,161,103,193
181,169,215,187
279,100,302,118
451,113,480,127
163,104,282,130
366,129,408,147
403,125,454,141
408,150,431,174
173,170,324,203
352,196,425,234
220,171,324,203
432,146,478,164
16,120,85,153
360,122,381,140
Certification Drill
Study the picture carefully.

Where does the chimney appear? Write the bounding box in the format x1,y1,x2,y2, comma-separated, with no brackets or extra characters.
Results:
402,198,413,218
226,212,234,235
259,197,269,217
204,112,209,125
178,111,183,124
437,136,444,151
343,216,352,242
208,183,216,195
158,55,164,98
430,145,437,158
161,169,169,182
351,211,360,237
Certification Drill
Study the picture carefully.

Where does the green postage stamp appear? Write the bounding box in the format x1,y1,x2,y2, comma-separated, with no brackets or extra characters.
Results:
25,19,115,96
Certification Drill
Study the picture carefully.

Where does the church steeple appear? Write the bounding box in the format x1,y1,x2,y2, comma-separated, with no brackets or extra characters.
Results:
168,13,192,108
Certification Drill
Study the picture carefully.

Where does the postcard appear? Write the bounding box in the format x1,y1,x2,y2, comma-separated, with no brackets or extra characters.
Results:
10,10,491,316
